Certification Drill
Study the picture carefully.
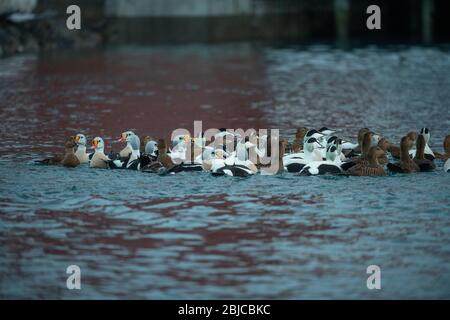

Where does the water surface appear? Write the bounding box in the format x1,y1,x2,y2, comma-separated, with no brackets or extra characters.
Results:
0,44,449,299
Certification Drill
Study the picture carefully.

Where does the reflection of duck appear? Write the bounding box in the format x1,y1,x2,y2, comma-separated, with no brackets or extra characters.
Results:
346,146,386,176
387,136,419,173
413,134,435,172
90,137,110,169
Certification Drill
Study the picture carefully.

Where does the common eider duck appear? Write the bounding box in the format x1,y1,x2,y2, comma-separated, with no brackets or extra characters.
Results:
413,134,436,172
346,146,386,176
387,136,419,173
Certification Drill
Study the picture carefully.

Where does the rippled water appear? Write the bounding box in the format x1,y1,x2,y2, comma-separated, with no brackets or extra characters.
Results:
0,44,449,299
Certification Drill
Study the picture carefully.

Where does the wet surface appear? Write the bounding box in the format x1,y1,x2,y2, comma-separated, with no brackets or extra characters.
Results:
0,43,449,299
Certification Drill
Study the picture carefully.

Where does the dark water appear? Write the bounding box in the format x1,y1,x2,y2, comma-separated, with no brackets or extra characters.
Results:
0,44,449,299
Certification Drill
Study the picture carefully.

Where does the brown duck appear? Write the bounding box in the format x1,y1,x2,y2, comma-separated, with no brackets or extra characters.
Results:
346,146,386,176
290,127,308,153
341,131,373,170
414,134,436,171
61,136,81,168
156,139,175,169
435,135,450,161
387,136,419,173
36,136,79,166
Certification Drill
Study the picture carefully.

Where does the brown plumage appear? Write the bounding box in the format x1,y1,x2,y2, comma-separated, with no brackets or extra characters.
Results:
343,127,370,157
387,136,419,173
376,137,390,165
291,127,308,153
156,139,175,169
346,146,386,176
276,138,288,174
414,134,436,171
61,136,80,168
435,135,450,161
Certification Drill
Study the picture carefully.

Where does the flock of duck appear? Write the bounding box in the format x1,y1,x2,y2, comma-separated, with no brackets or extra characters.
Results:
37,127,450,177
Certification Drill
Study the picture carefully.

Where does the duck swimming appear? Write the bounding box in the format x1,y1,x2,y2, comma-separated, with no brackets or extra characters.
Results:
413,134,435,172
343,127,370,157
387,136,419,173
117,130,135,157
299,144,343,176
409,128,435,160
290,127,308,153
284,137,323,173
61,136,81,168
108,135,141,170
74,133,91,164
341,131,373,171
346,146,386,176
90,137,110,169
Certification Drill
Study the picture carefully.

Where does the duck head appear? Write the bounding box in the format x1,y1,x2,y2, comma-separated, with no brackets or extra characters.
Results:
358,128,370,146
75,134,87,146
326,135,338,148
295,127,309,139
91,137,105,152
304,137,323,153
419,128,430,144
319,127,336,136
303,129,323,144
65,136,77,149
377,137,390,151
406,131,417,143
326,145,337,162
145,140,158,156
129,135,140,152
118,131,135,143
172,134,190,149
368,146,385,163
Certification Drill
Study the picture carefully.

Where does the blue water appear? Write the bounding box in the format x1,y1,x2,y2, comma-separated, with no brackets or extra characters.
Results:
0,44,449,299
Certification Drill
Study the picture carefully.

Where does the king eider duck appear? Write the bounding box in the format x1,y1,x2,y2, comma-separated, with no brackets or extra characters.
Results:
299,144,343,176
90,137,110,169
409,128,435,161
108,135,141,170
74,133,92,164
117,130,135,157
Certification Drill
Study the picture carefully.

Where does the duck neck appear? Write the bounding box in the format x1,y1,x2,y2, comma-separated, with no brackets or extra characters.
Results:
95,147,105,154
416,144,426,160
400,144,411,162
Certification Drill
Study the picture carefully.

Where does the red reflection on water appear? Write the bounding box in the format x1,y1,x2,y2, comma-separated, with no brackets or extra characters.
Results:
0,47,270,157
